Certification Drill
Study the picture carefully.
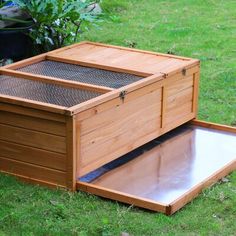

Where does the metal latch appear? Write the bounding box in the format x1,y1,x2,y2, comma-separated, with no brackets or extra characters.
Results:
182,68,186,76
119,90,127,101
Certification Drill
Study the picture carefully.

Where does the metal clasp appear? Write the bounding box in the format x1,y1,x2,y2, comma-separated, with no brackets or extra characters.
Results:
119,90,127,101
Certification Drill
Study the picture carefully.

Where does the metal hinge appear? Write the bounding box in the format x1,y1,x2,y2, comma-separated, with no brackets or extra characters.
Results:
119,90,127,101
182,68,187,76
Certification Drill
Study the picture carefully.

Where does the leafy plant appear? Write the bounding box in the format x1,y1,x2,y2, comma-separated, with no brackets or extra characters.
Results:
11,0,101,52
0,0,33,29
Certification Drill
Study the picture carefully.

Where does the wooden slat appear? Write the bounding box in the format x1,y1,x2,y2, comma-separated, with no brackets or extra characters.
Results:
0,140,66,171
0,156,67,186
0,111,66,136
77,182,168,214
0,124,66,154
165,101,193,125
166,75,194,97
0,102,66,122
47,55,152,77
1,68,113,93
0,94,69,115
162,112,195,135
166,86,193,112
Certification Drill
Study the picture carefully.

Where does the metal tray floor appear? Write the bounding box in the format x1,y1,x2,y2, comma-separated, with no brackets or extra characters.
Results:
80,124,236,205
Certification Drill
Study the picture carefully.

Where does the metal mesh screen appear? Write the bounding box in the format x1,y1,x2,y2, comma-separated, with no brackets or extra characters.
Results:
17,60,143,89
0,75,102,107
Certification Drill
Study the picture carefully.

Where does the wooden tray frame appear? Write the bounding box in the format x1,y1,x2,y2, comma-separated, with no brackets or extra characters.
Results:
77,120,236,215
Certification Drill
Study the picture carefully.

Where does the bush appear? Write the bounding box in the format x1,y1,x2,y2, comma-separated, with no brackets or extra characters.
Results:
12,0,101,52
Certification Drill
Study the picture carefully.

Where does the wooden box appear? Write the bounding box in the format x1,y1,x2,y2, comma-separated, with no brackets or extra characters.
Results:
0,41,200,189
1,42,235,214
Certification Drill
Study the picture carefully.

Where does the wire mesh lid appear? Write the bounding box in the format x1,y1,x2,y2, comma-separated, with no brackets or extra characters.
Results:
0,75,102,107
17,60,144,89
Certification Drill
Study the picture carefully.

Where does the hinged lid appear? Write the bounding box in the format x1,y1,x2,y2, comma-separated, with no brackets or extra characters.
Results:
48,41,199,77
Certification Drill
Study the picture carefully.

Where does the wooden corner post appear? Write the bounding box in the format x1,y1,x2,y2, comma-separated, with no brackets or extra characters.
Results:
65,116,77,191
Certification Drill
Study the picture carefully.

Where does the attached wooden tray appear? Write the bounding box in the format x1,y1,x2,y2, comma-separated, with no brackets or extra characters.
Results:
77,120,236,215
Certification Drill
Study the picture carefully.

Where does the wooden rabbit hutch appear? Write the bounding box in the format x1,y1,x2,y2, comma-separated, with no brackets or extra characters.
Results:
0,41,235,215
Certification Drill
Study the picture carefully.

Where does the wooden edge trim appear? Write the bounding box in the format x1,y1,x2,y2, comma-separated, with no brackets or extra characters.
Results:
161,60,200,78
190,120,236,133
76,181,168,213
0,54,46,70
0,170,66,189
161,86,166,128
68,73,164,114
46,55,152,77
168,160,236,215
74,41,199,62
192,72,200,115
66,116,77,191
46,41,90,56
0,94,70,115
0,68,113,93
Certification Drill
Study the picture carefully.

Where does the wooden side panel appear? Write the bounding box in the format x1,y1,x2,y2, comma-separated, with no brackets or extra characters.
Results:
77,86,162,177
0,109,68,187
164,73,196,131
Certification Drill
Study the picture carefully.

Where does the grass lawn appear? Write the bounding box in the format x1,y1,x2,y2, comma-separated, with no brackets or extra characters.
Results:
0,0,236,235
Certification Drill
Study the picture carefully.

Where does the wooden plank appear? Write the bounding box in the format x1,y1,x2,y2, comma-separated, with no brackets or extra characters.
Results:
0,124,66,154
0,111,66,136
166,75,194,97
0,94,69,115
0,156,67,186
1,68,113,93
165,101,193,125
0,140,66,171
162,112,195,135
169,160,236,215
1,171,66,189
77,182,168,214
65,116,77,191
166,86,193,112
0,102,66,122
190,120,236,133
47,55,152,77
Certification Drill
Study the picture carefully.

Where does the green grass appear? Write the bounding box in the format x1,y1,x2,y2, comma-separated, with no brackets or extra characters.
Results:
1,0,236,235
